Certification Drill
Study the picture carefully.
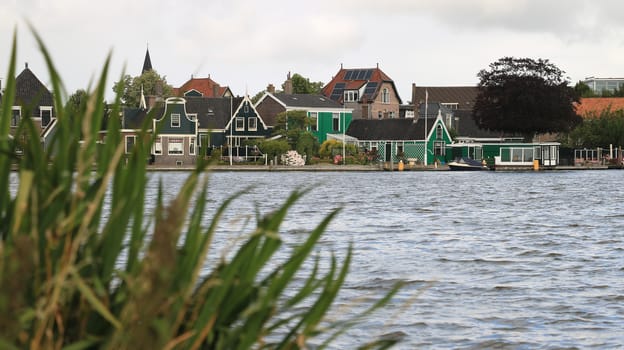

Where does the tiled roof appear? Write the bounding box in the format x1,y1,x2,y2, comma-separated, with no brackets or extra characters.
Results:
175,77,230,98
346,118,433,141
574,97,624,118
411,86,478,110
321,66,402,104
14,65,53,107
186,96,243,130
271,93,343,109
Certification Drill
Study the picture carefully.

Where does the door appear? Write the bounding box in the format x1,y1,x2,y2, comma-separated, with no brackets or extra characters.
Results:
385,142,392,162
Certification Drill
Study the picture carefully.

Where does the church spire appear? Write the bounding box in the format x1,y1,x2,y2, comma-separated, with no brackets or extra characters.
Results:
142,45,152,75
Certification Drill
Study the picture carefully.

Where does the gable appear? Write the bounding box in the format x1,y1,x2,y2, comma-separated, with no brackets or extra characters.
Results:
154,97,197,135
321,66,402,104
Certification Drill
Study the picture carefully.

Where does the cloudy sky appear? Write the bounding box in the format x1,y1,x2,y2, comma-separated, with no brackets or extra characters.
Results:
2,0,624,103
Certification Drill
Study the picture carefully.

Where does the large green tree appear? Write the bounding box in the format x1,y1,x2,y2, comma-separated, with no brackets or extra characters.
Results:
112,69,173,107
290,73,324,94
473,57,582,141
565,109,624,148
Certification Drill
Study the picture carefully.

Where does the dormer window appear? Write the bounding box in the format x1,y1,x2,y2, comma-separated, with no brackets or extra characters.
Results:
344,90,358,102
171,114,181,127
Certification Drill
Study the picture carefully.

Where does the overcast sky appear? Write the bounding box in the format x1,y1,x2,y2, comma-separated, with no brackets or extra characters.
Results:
2,0,624,103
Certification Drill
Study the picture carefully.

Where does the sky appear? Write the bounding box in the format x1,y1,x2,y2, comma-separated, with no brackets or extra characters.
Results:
2,0,624,103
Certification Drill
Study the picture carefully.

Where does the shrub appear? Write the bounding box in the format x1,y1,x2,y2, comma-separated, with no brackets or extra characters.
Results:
0,30,403,349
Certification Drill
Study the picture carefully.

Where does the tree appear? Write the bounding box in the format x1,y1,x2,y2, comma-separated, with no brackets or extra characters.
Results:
112,69,173,107
574,81,595,98
273,110,319,163
564,109,624,148
473,57,582,141
290,73,323,94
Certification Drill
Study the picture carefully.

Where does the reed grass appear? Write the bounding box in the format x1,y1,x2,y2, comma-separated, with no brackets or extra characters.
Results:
0,30,403,349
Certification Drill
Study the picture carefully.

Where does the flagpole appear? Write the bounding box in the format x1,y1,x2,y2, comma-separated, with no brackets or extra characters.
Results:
424,89,428,167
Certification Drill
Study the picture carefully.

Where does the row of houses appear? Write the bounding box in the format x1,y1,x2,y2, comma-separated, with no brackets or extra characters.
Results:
3,49,623,168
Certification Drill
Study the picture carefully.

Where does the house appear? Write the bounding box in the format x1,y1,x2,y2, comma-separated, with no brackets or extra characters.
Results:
223,95,272,159
122,97,198,166
447,141,560,170
582,77,624,95
255,89,353,144
321,64,402,120
185,96,243,156
7,63,57,150
174,75,234,98
346,110,452,165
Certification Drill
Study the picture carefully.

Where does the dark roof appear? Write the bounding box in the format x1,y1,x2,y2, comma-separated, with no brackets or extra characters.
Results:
142,48,153,74
14,64,53,107
451,110,512,138
185,96,243,130
418,102,454,118
411,86,478,110
122,107,162,129
271,93,343,109
347,118,435,141
321,66,402,104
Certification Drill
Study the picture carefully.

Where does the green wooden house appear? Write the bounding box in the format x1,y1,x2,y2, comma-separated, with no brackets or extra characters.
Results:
346,111,453,165
255,92,353,143
224,95,271,159
151,97,198,166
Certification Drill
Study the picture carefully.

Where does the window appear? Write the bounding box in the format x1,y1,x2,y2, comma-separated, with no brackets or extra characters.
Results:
189,137,195,155
434,141,445,156
248,117,257,131
332,113,340,131
309,112,318,132
344,90,358,102
244,103,249,113
378,111,383,119
168,138,184,155
441,103,458,110
125,135,136,154
171,114,181,127
11,107,20,127
389,111,395,119
382,88,389,103
154,137,162,155
436,125,443,140
235,117,244,131
40,106,52,127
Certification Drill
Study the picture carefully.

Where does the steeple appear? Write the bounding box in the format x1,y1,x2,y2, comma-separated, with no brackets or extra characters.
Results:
142,45,152,75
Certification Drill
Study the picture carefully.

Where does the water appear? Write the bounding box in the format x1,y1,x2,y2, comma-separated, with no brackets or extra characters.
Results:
13,170,624,348
144,170,624,349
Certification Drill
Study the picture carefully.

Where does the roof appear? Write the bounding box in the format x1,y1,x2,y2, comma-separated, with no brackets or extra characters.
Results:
185,96,243,130
14,64,53,107
451,110,510,138
411,86,478,110
174,76,230,98
321,66,402,104
142,48,152,74
574,97,624,118
346,118,434,141
270,93,344,109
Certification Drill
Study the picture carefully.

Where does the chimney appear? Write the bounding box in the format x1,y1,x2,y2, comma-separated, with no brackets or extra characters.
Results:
282,72,293,95
25,62,29,69
267,84,275,94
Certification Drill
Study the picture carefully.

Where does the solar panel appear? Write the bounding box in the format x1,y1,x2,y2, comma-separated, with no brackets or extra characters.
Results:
356,70,365,80
330,83,346,100
345,70,354,80
365,70,373,80
363,82,378,98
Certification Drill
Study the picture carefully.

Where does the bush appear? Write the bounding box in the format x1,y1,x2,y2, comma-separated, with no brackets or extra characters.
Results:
0,31,402,349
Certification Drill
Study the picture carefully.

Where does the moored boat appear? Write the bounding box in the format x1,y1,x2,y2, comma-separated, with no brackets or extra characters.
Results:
448,157,489,171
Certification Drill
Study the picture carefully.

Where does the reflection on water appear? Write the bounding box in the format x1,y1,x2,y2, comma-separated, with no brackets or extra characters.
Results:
12,170,624,348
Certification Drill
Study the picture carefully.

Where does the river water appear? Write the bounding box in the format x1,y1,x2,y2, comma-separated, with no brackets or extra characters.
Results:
13,170,624,348
143,170,624,349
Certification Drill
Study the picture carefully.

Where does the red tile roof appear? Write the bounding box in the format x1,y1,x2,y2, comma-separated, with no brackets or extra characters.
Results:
321,66,401,103
575,97,624,118
174,76,230,97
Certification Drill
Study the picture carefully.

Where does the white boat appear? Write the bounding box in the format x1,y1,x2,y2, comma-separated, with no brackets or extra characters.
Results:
448,157,489,171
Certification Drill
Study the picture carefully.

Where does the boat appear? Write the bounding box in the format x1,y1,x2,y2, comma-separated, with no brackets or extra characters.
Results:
448,157,489,171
